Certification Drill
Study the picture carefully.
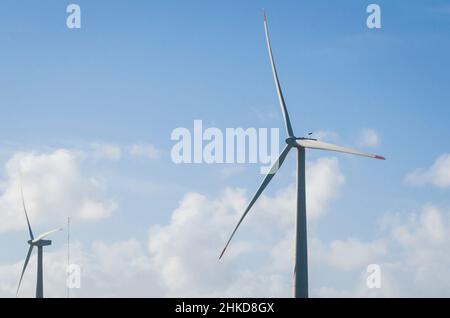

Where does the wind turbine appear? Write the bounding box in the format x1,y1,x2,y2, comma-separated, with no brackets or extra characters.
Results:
17,187,61,298
219,12,385,298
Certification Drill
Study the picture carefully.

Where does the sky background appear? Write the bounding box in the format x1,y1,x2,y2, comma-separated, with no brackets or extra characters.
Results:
1,0,450,297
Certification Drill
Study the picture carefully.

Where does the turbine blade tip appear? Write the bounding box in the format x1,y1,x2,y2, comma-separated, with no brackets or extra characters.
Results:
375,155,386,161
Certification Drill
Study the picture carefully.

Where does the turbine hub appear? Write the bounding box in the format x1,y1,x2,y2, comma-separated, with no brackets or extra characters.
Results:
285,137,297,146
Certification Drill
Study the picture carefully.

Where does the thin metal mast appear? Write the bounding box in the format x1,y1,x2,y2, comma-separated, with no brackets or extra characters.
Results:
66,216,71,298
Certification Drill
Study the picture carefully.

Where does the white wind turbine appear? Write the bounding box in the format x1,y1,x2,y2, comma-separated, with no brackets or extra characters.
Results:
219,12,385,298
17,187,62,298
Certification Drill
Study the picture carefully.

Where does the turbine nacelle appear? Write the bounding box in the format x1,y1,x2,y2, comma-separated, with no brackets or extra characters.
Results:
285,137,317,147
28,239,52,247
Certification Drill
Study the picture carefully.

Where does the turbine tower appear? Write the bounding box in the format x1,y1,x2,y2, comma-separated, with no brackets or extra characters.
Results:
220,12,385,298
17,187,61,298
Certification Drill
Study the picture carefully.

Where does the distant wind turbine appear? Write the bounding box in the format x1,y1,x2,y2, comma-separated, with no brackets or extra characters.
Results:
219,12,385,298
17,186,61,298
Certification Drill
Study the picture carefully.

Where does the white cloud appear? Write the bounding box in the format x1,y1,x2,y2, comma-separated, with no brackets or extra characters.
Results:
390,204,447,247
405,154,450,188
358,129,380,147
313,204,450,297
147,156,345,297
1,155,340,298
129,143,160,160
0,149,117,233
145,181,450,298
2,197,450,298
147,189,290,297
306,157,346,220
3,151,450,298
254,157,345,229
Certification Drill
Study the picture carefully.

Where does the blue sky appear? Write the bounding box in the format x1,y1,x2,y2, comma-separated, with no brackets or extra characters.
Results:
1,0,450,297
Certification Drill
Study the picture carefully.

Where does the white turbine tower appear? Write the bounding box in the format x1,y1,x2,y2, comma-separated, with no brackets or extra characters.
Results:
220,12,385,298
17,187,61,298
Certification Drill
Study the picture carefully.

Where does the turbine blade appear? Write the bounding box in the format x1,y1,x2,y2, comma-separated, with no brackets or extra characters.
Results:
263,11,295,138
16,245,33,297
20,186,34,240
32,228,62,243
220,145,292,259
296,139,386,160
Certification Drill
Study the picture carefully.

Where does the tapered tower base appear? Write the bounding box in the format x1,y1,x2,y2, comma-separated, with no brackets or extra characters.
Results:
294,147,308,298
36,246,43,298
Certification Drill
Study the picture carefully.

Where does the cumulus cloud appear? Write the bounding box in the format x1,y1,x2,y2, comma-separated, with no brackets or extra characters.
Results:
0,149,117,233
147,156,345,297
16,197,444,298
306,157,346,220
146,186,293,297
3,151,450,298
313,204,450,298
0,156,347,298
357,129,380,147
146,178,450,298
148,190,244,296
405,154,450,188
